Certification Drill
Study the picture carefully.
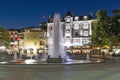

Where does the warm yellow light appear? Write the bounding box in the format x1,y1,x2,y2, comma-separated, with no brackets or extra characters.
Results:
96,47,100,49
96,60,101,62
0,46,5,49
104,45,110,49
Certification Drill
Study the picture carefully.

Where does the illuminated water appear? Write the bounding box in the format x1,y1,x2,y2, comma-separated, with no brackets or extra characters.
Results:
13,51,17,62
48,13,66,59
86,54,90,60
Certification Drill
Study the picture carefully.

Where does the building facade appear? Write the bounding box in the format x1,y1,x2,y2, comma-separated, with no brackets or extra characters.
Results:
23,26,47,56
7,29,24,54
47,11,95,54
7,12,95,55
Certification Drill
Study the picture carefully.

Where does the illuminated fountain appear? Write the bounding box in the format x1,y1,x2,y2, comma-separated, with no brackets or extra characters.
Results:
48,13,66,62
24,48,38,64
19,50,22,60
10,51,23,63
86,53,90,61
13,51,17,62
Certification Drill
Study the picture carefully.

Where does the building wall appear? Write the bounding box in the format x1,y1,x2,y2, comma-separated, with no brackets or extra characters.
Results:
23,27,41,55
47,15,95,53
7,29,24,54
8,29,18,54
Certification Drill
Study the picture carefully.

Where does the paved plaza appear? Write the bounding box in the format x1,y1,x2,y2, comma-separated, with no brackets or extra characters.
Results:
0,57,120,80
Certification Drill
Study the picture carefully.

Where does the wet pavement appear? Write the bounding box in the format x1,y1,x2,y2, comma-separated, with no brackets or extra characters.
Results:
0,57,120,80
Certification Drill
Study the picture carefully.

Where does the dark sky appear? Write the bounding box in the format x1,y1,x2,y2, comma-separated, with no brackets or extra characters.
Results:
0,0,119,29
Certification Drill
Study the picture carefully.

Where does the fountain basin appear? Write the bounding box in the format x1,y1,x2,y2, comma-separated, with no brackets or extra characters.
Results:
24,59,39,64
47,58,63,63
10,59,23,64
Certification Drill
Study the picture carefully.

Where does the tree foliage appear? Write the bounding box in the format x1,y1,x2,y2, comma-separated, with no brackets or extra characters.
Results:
109,9,120,47
91,10,110,48
92,9,120,48
0,27,10,47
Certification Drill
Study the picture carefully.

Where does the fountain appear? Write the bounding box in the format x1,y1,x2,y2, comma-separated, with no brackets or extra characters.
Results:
10,51,23,63
86,53,90,61
48,13,66,62
19,50,22,60
24,50,39,64
13,51,17,62
35,53,38,59
30,54,32,59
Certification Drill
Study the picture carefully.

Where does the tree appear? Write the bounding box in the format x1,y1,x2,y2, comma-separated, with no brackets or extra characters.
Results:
112,9,120,15
109,9,120,47
0,27,10,48
91,21,98,47
91,10,110,48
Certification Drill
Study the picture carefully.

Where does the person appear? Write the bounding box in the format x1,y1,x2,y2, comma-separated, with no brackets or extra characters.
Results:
101,51,105,58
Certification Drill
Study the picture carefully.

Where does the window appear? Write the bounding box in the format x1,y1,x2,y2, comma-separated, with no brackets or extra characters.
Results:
74,24,79,29
73,39,81,46
66,36,70,39
83,23,89,29
66,31,70,33
74,31,79,37
34,36,37,39
34,41,36,45
26,30,30,32
66,38,70,43
66,18,71,22
27,36,29,40
82,38,90,44
83,31,88,36
24,49,27,54
11,32,13,35
40,40,44,45
11,38,14,42
65,30,70,36
66,24,70,29
50,26,52,30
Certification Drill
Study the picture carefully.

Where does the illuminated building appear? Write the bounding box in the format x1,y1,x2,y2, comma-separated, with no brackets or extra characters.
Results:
7,29,24,54
17,29,24,54
23,26,40,56
23,26,47,56
47,11,95,53
39,22,48,53
7,29,20,54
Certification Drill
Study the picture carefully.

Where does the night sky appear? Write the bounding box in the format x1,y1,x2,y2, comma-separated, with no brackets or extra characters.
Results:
0,0,119,29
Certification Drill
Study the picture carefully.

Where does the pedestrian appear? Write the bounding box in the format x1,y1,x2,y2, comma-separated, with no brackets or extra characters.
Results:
101,51,105,59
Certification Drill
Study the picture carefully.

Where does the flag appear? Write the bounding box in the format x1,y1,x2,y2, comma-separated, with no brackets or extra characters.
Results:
42,16,46,19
